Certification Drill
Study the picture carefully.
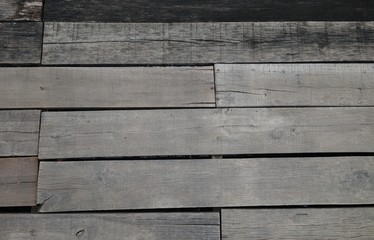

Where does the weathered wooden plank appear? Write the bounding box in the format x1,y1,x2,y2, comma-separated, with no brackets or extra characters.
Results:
38,108,374,159
216,64,374,107
0,0,42,21
37,157,374,211
0,110,40,157
0,213,220,240
0,22,42,64
222,208,374,240
42,22,374,65
0,157,38,207
0,67,214,109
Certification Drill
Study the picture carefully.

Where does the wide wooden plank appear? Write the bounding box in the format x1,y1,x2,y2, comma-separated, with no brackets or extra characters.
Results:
37,157,374,211
39,108,374,159
0,22,42,64
0,157,38,207
222,208,374,240
0,110,40,157
42,22,374,65
0,0,42,21
216,64,374,107
0,213,219,240
0,67,214,109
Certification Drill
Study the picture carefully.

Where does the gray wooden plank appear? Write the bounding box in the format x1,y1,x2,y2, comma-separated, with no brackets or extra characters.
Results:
38,108,374,159
0,110,40,157
0,0,42,21
222,208,374,240
37,157,374,211
216,64,374,107
0,67,214,109
42,22,374,65
0,213,220,240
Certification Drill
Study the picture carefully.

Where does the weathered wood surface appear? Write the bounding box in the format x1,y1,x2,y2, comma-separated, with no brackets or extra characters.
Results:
0,157,38,207
0,0,42,21
0,22,42,64
37,157,374,211
222,208,374,240
0,110,40,157
38,108,374,159
0,213,220,240
216,64,374,107
0,67,214,109
42,22,374,65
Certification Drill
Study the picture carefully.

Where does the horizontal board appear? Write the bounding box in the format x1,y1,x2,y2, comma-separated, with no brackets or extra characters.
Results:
0,67,214,109
216,64,374,107
0,0,42,21
222,208,374,240
0,157,38,207
39,108,374,159
42,22,374,65
0,110,40,157
0,213,219,240
37,157,374,211
0,22,42,64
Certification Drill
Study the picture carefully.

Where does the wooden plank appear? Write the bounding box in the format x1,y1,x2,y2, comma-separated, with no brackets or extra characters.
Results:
0,0,42,21
0,157,38,207
37,157,374,211
0,110,40,157
0,22,42,64
0,213,220,240
216,64,374,107
42,22,374,65
38,108,374,159
222,208,374,240
0,67,214,109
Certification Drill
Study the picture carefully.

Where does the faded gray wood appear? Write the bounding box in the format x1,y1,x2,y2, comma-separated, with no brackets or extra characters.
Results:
0,213,219,240
222,208,374,240
0,110,40,157
0,67,214,109
0,157,38,207
37,157,374,211
0,0,42,21
39,108,374,159
216,64,374,107
42,22,374,65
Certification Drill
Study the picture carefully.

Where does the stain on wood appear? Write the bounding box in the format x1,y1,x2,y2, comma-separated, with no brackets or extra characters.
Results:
0,0,42,21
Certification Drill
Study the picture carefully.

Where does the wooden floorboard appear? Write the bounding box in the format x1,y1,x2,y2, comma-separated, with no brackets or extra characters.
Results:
0,0,42,21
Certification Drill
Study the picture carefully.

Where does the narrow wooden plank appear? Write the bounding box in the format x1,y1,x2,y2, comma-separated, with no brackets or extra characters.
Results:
0,157,38,207
37,157,374,211
39,108,374,159
0,22,42,64
222,208,374,240
0,213,220,240
0,0,42,21
0,67,214,109
0,110,40,157
42,22,374,65
216,64,374,107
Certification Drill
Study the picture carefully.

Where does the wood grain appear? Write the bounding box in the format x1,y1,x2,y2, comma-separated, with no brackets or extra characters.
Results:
0,213,219,240
0,0,42,21
222,208,374,240
216,64,374,107
0,157,38,207
42,22,374,65
0,67,214,109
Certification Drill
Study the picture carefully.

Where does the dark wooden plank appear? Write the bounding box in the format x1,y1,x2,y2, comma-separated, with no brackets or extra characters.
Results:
222,208,374,240
0,213,220,239
0,157,38,207
0,0,42,21
37,157,374,211
0,22,42,64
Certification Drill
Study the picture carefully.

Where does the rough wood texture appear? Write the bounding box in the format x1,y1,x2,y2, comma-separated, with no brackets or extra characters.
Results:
0,110,40,157
37,157,374,211
39,108,374,159
0,157,38,207
0,0,42,21
42,22,374,65
222,208,374,240
0,22,42,64
43,0,374,22
216,64,374,107
0,213,219,240
0,67,214,109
